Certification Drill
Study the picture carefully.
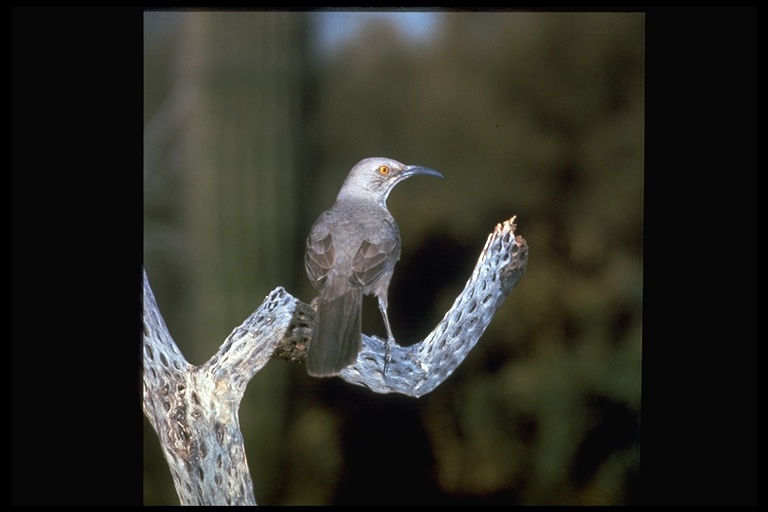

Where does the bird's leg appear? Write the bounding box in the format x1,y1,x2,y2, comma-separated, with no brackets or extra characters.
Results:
377,296,395,376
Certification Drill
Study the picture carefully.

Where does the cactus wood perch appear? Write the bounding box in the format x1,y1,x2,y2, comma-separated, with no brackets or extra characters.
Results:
142,217,528,505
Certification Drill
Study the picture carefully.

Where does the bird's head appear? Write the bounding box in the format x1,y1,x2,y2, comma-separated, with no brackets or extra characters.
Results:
338,157,444,205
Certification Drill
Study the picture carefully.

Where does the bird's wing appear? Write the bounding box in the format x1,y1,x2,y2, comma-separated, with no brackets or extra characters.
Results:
305,230,334,289
351,235,400,287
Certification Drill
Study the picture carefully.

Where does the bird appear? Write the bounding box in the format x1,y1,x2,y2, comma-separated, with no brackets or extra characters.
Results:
304,157,444,377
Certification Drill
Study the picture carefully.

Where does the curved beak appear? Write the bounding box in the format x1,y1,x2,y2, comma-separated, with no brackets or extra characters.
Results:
401,165,444,180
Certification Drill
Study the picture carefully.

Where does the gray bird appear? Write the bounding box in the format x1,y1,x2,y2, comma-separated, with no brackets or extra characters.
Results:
305,157,444,377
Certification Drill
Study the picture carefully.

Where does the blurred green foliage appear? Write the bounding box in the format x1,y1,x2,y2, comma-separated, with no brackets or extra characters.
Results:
144,11,643,505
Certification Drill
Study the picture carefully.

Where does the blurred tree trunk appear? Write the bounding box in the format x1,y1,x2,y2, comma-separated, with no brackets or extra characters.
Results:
179,12,307,362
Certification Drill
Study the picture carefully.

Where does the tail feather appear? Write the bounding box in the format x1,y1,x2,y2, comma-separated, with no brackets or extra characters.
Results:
307,288,362,377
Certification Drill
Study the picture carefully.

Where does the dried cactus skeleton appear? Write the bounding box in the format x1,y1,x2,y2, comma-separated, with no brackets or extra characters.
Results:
142,217,528,505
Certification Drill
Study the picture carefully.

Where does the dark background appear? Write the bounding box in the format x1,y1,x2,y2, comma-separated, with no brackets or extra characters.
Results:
12,7,755,506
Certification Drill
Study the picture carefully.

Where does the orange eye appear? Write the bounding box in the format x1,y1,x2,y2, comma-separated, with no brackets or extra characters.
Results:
378,165,389,175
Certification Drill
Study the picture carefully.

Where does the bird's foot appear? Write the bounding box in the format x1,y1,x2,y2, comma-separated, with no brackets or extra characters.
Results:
383,337,394,376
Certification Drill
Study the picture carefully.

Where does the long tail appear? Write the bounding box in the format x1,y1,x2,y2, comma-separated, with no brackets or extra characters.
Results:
306,288,362,377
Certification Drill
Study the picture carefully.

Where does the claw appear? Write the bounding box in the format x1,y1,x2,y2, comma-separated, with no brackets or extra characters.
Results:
383,337,392,376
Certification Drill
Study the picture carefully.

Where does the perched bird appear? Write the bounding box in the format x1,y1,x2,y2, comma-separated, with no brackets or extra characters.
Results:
305,157,444,377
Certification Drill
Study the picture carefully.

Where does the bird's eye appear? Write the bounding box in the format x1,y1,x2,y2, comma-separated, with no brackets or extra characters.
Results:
378,165,389,175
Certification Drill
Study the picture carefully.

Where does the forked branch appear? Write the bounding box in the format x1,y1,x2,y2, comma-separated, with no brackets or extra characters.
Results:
142,217,527,505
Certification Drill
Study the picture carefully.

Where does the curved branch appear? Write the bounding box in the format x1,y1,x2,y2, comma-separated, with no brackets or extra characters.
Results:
339,217,527,396
142,217,527,505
